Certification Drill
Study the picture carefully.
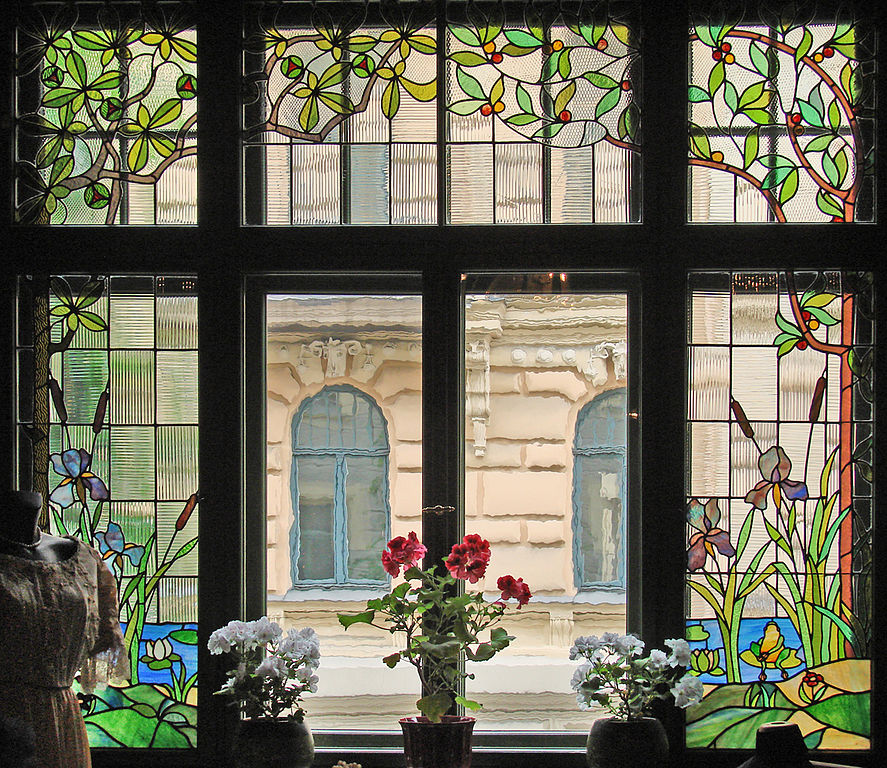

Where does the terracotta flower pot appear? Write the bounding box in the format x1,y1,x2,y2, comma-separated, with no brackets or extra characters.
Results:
231,718,315,768
585,716,669,768
400,715,476,768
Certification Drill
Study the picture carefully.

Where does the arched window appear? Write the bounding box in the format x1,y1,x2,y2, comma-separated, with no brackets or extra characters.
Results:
572,388,627,590
291,385,389,585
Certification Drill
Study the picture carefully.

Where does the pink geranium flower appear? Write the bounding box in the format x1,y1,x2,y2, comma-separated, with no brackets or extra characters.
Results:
497,575,532,608
381,531,427,577
444,534,491,583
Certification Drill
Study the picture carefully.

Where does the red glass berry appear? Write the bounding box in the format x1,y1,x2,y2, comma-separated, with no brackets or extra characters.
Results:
790,113,802,124
621,80,631,91
491,52,503,64
823,46,834,57
480,103,493,116
596,38,608,51
559,110,571,122
712,49,722,60
797,340,808,350
802,310,811,321
721,42,732,52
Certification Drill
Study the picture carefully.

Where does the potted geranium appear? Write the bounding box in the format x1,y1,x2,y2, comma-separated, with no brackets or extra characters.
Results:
338,531,531,768
569,632,704,768
208,616,320,768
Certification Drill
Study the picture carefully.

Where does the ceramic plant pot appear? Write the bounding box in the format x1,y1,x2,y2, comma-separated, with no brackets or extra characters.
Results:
585,716,669,768
400,715,476,768
231,718,315,768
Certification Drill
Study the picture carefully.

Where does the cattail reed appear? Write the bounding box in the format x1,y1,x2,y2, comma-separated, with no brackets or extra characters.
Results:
730,398,754,438
92,384,109,434
808,375,827,422
48,375,68,424
176,493,198,531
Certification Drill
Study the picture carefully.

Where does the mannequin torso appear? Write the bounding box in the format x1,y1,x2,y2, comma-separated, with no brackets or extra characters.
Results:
0,491,79,563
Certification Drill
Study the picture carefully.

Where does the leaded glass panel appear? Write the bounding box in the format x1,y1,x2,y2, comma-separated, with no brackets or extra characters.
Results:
688,4,875,222
14,5,198,225
16,275,199,749
685,271,873,750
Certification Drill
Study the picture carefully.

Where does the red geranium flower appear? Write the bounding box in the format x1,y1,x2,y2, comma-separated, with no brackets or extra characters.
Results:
381,531,427,577
497,575,532,608
445,534,491,583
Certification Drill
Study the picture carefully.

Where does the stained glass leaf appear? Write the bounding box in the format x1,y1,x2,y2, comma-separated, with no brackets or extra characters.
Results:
743,128,759,169
381,80,400,118
456,66,485,100
779,169,799,204
450,51,486,67
594,87,620,119
400,77,436,102
689,85,710,103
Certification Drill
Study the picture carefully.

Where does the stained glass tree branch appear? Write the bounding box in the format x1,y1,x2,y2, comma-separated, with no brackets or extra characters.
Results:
15,6,197,225
688,7,874,222
447,3,641,149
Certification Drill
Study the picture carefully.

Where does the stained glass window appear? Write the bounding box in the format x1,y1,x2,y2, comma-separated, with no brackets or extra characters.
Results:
685,271,873,750
15,4,198,225
241,0,641,225
688,4,875,222
16,275,199,748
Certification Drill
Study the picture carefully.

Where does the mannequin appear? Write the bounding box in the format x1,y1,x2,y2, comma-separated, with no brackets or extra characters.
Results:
0,490,128,768
0,490,78,563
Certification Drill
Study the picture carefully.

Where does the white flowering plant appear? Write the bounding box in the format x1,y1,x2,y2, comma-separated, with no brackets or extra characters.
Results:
569,633,704,720
208,616,320,720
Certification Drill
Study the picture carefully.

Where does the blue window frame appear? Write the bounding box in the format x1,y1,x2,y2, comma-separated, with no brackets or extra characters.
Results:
572,389,627,590
290,385,390,585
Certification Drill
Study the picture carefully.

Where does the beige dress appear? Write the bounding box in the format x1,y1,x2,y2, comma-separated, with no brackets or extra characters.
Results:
0,538,128,768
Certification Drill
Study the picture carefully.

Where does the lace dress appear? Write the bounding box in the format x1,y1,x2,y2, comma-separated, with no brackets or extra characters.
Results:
0,537,128,768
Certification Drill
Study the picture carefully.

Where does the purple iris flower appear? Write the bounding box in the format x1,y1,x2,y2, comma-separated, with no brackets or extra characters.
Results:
49,448,110,508
744,446,808,511
96,521,145,569
687,498,736,571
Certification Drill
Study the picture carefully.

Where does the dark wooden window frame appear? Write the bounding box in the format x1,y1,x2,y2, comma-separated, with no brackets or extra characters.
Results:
2,2,883,767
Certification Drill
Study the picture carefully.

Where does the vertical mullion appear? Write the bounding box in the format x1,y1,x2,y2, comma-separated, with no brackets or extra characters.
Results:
437,0,447,226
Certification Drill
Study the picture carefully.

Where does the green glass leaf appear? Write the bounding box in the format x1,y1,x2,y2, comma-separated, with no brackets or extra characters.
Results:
91,71,124,91
400,78,436,103
738,82,772,110
803,292,838,309
749,41,770,78
688,85,710,103
554,81,575,116
816,189,844,217
65,50,88,87
381,80,400,118
515,82,533,113
127,135,150,173
724,81,738,113
148,133,176,158
502,29,542,49
36,136,64,169
456,66,486,100
449,51,486,67
799,100,824,128
506,113,538,126
695,25,716,47
490,76,505,104
827,99,841,131
821,151,839,186
344,34,377,54
806,305,839,326
558,48,572,80
795,28,813,64
449,23,481,47
594,87,620,120
708,60,725,97
42,88,81,109
407,34,436,55
532,122,563,140
72,29,109,51
318,62,350,88
834,147,848,186
585,72,618,90
803,134,834,153
758,154,795,168
775,312,801,336
779,169,799,204
148,99,182,129
49,154,74,186
743,128,759,170
761,166,794,190
449,98,485,116
169,629,198,645
743,108,773,125
689,124,711,159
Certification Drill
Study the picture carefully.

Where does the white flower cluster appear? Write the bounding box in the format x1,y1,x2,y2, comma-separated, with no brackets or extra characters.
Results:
208,617,321,719
569,633,703,718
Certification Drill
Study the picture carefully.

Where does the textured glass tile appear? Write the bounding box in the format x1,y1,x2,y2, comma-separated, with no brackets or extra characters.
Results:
495,143,542,223
447,144,493,223
110,290,155,349
730,346,778,421
549,145,594,223
156,295,198,349
156,351,199,423
157,426,199,499
689,421,730,497
60,350,108,424
110,350,155,425
292,144,340,225
391,144,437,224
158,577,199,622
689,346,729,421
349,145,389,224
110,426,156,498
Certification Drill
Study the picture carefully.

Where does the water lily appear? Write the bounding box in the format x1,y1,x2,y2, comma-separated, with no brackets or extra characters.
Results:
686,498,736,571
744,446,808,510
48,448,109,508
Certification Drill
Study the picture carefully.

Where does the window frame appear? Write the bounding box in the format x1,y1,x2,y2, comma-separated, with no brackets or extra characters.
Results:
3,2,884,768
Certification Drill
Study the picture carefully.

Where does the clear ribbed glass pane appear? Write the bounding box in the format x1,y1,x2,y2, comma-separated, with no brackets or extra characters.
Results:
110,350,155,425
292,144,340,225
156,351,199,423
495,143,542,223
349,145,389,224
391,144,436,224
156,294,198,349
157,426,199,499
447,144,493,223
111,426,156,498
